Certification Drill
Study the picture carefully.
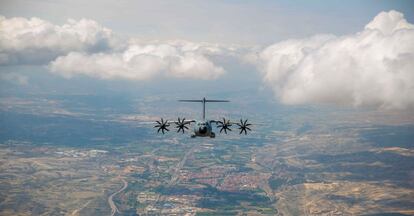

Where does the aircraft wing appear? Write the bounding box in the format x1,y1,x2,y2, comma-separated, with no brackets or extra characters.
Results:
211,118,254,135
134,119,195,125
166,119,196,125
153,118,195,134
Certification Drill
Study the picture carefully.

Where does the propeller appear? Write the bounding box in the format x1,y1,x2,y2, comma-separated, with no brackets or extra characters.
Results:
237,119,251,135
175,117,190,133
154,118,170,134
216,117,232,134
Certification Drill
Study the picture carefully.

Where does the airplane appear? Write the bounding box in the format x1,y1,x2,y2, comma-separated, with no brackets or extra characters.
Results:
154,97,252,138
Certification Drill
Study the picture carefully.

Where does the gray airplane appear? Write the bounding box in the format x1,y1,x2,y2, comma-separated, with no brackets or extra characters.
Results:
154,97,251,138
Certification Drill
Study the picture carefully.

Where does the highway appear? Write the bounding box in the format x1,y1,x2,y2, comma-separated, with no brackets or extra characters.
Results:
108,178,128,216
168,143,199,185
151,143,199,214
69,200,91,216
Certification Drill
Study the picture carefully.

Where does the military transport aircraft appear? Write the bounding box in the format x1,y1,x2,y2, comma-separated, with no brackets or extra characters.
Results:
154,97,252,138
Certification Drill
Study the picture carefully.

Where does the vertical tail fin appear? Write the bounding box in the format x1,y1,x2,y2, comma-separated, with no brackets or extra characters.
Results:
179,97,229,121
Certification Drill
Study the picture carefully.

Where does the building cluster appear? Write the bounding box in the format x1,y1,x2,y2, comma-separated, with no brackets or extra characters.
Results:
136,192,203,215
219,172,271,191
179,166,236,183
122,165,146,174
54,149,107,158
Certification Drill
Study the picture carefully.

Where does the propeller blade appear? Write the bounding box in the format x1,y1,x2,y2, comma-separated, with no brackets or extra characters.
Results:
174,117,189,134
217,117,232,134
236,118,251,135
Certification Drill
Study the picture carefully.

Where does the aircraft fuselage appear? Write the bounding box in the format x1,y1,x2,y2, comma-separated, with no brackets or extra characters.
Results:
192,120,215,138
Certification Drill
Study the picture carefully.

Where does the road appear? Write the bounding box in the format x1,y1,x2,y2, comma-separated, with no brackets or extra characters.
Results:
108,178,128,216
168,143,199,185
69,200,92,216
152,143,199,214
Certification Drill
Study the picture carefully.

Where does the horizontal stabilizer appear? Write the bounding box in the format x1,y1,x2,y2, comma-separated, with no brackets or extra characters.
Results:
179,99,229,102
205,100,229,102
179,98,229,120
179,100,203,102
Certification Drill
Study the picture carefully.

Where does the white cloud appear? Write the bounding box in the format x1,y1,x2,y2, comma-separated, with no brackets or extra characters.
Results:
254,10,414,110
49,41,229,80
49,51,164,80
0,16,119,65
0,15,235,80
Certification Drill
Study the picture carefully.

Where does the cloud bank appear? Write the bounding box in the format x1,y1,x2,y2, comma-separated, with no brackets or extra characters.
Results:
1,11,413,110
0,15,238,80
255,10,414,110
49,41,229,80
0,16,118,65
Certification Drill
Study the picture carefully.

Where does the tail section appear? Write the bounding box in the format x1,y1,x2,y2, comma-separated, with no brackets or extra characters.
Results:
179,97,229,120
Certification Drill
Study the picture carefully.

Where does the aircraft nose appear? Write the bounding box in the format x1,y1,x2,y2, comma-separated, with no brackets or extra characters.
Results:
199,126,207,134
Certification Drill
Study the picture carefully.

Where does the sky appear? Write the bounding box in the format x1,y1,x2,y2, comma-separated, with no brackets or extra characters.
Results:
0,0,414,111
1,0,414,44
